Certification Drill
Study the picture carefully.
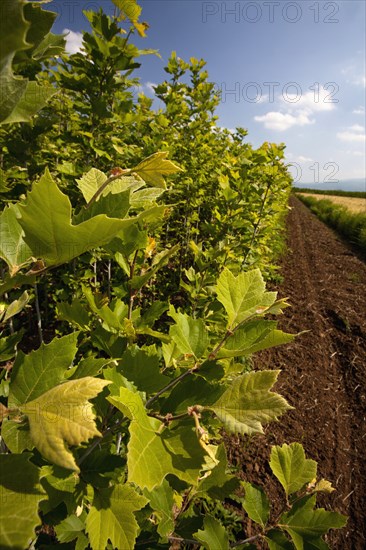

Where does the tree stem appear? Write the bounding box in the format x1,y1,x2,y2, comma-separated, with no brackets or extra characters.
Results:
34,283,43,344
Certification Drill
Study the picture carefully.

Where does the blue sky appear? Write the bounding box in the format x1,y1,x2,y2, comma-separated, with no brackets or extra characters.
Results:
49,1,365,186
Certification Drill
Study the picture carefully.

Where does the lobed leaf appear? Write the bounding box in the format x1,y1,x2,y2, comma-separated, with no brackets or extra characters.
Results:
0,204,32,274
216,268,277,329
280,494,347,549
0,454,45,550
9,332,79,407
109,388,206,490
20,377,110,471
194,515,230,550
169,305,209,359
132,152,183,188
19,169,137,267
86,483,148,550
210,370,292,435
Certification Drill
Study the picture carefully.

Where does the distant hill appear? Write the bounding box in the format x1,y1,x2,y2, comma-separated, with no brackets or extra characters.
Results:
294,178,366,193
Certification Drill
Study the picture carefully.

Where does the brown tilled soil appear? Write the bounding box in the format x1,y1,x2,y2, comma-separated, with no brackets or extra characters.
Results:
227,196,366,549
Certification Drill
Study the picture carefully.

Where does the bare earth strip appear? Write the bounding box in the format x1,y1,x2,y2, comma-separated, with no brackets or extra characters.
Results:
298,193,366,214
227,196,366,549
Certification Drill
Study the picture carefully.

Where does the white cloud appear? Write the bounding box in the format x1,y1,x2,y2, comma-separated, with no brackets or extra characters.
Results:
254,111,314,131
341,64,366,87
296,155,314,162
339,150,364,157
281,87,336,112
354,75,366,87
337,124,365,143
286,152,313,162
349,124,365,132
145,82,157,94
63,29,83,54
255,86,337,132
353,106,365,115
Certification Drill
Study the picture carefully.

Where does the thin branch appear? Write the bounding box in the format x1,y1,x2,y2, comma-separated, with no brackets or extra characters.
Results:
128,250,139,320
208,329,233,360
145,366,197,409
77,419,123,466
86,170,131,208
147,411,189,424
34,283,43,344
230,534,263,547
242,179,272,267
168,535,199,546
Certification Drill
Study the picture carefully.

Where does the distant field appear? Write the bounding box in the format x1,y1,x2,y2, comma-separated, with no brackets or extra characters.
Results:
297,193,366,214
292,187,366,199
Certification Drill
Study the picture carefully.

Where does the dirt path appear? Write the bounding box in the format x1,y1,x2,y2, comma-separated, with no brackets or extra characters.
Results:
228,196,366,549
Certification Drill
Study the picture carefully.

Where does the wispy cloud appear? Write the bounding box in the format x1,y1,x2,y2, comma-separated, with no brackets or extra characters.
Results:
353,106,365,115
280,87,337,112
254,111,314,131
337,125,365,143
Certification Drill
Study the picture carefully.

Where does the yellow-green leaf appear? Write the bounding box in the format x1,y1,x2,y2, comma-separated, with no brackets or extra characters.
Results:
132,152,183,189
20,377,110,472
210,370,292,435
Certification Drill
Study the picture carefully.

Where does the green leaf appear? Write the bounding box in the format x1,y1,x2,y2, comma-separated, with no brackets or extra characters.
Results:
138,300,168,328
218,320,295,358
108,389,206,490
74,189,130,222
76,168,142,204
20,377,110,471
39,464,78,515
85,484,148,550
280,495,347,549
79,449,125,488
2,80,56,124
160,375,224,415
216,268,277,328
68,357,112,380
132,152,183,189
0,204,32,274
55,515,85,543
130,245,179,290
1,290,29,323
265,529,294,550
9,332,79,407
77,168,107,203
119,345,170,393
144,479,175,538
194,515,230,550
0,272,36,296
113,0,142,22
1,417,33,453
130,187,165,209
169,306,209,359
210,370,292,435
243,482,270,528
0,330,24,361
19,169,137,267
0,0,29,73
0,454,45,550
0,1,61,124
0,0,29,123
269,443,317,496
56,299,91,330
82,285,128,333
196,444,240,499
